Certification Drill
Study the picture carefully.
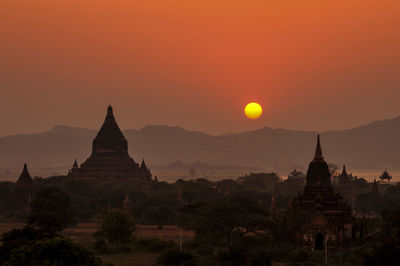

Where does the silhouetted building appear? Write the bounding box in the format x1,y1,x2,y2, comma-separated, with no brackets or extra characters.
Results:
288,169,306,182
291,135,353,250
379,169,392,182
338,165,357,184
122,194,131,211
68,106,152,182
10,163,33,209
140,159,152,180
73,159,78,169
338,165,349,184
336,165,355,207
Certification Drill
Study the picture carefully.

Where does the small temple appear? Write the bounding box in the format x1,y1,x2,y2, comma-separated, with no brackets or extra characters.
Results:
288,169,306,182
122,194,131,211
338,165,357,184
379,169,392,182
16,163,33,188
291,135,353,250
336,165,356,204
68,106,152,182
10,163,33,209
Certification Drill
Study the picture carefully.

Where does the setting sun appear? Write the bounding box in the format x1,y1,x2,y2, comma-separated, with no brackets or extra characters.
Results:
244,102,263,120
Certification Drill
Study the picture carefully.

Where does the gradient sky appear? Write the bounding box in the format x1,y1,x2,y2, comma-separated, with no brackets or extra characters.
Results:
1,0,399,136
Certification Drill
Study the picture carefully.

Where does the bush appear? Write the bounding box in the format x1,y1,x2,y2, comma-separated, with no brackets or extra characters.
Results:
5,237,103,266
28,186,74,233
95,208,136,245
0,226,56,264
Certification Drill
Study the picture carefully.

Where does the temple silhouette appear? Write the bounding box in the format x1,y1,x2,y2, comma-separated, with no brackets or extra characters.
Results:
9,163,33,209
291,135,354,250
68,106,152,182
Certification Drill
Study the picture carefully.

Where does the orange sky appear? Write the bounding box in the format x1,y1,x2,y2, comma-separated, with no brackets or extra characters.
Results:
0,0,399,136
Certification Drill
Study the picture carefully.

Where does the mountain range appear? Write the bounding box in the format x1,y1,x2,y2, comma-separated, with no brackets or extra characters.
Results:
1,115,400,175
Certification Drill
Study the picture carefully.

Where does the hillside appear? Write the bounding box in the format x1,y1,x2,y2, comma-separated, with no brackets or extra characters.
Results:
1,116,400,177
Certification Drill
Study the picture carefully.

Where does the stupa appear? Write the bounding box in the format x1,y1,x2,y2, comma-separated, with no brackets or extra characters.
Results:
291,135,354,250
68,106,152,182
9,163,33,209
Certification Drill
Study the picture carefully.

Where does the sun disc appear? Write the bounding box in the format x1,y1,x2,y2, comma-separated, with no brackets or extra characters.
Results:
244,102,263,119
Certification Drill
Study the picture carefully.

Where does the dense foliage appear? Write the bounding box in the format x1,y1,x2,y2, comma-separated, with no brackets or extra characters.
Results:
28,186,74,233
5,237,103,266
95,208,136,245
0,172,400,265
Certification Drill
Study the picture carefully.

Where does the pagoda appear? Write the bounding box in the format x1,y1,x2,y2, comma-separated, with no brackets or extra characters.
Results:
288,169,306,182
16,163,33,188
379,169,392,182
68,106,152,182
291,135,353,250
336,165,355,205
10,164,33,209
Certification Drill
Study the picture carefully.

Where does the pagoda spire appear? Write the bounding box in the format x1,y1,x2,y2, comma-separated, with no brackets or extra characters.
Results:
23,163,28,173
73,158,78,168
313,134,324,162
96,105,124,138
141,159,147,169
107,105,114,117
17,163,33,187
342,165,347,176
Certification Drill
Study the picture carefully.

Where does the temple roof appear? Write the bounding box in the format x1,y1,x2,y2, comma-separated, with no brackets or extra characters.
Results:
16,163,33,186
140,159,147,169
341,165,348,177
380,169,392,180
91,105,129,155
73,159,78,168
96,105,125,140
290,169,300,176
68,106,151,181
313,134,324,162
306,135,331,188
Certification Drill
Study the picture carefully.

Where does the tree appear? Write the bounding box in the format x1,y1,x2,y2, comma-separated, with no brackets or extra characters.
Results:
328,163,340,177
28,186,74,233
237,172,280,193
143,206,175,229
95,208,136,244
0,226,54,264
359,207,400,266
179,197,271,265
5,237,103,266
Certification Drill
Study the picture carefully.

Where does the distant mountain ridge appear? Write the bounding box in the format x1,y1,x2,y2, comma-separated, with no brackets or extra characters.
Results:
1,116,400,171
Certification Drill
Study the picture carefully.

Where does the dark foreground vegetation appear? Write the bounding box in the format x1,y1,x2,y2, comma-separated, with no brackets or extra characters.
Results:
0,173,399,265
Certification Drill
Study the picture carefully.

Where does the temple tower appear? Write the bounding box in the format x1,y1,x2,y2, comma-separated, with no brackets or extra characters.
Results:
291,135,353,250
16,163,33,188
10,163,33,209
379,169,392,182
68,106,151,182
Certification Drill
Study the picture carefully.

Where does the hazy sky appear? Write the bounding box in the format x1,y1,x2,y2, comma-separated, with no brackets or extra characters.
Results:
1,0,399,136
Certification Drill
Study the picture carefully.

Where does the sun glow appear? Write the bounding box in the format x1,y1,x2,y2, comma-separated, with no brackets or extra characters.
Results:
244,102,263,120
